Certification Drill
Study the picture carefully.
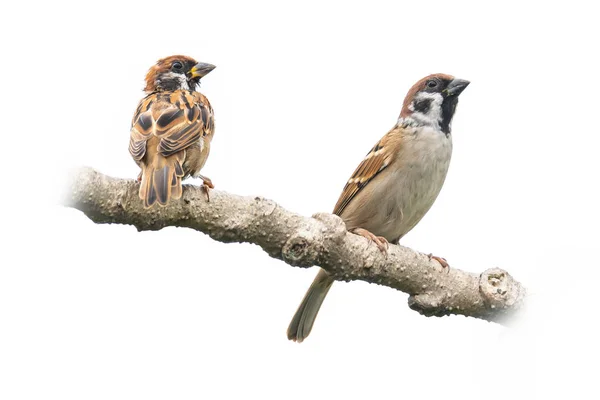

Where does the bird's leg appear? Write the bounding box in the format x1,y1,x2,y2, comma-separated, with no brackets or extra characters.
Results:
199,175,214,189
428,253,450,270
351,228,389,252
198,174,214,202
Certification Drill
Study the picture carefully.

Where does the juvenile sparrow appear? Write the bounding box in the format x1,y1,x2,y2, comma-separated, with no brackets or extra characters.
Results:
129,55,216,208
287,74,470,342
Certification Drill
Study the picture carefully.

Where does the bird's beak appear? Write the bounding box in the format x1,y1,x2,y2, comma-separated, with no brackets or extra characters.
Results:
189,62,216,79
444,78,470,96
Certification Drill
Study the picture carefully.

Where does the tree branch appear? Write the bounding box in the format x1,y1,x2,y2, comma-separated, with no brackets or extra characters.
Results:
65,167,526,324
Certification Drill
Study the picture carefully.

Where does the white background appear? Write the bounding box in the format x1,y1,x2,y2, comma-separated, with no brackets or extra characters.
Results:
2,1,600,399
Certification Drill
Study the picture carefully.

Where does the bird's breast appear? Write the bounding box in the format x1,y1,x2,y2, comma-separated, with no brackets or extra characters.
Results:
354,127,452,242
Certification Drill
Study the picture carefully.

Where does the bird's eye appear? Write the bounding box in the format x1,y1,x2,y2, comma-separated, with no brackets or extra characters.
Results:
172,61,183,71
427,80,438,88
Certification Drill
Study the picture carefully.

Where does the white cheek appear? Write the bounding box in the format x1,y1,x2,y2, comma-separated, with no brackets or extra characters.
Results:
178,76,189,90
158,72,190,90
410,92,444,129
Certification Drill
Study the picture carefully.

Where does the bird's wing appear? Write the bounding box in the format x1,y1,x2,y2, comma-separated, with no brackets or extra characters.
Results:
129,91,214,161
332,127,401,216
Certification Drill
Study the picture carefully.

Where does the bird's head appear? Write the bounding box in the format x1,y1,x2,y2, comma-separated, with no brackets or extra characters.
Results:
399,73,469,134
144,55,215,93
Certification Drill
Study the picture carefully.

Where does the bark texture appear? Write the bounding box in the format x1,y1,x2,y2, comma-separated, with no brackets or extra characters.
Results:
65,167,526,324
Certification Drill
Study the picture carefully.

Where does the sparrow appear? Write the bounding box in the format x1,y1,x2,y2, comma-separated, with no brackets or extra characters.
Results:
129,55,216,208
287,74,470,342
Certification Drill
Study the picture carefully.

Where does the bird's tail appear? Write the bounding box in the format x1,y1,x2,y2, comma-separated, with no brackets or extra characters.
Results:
287,268,334,342
139,154,184,208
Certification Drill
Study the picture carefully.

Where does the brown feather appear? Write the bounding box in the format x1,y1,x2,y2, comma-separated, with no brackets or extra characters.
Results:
289,72,466,343
144,55,199,93
399,73,454,118
332,127,402,216
130,90,214,208
332,75,457,216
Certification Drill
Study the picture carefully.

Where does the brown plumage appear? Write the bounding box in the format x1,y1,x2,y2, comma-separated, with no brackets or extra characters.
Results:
129,55,216,208
332,132,402,217
399,73,454,118
288,73,470,342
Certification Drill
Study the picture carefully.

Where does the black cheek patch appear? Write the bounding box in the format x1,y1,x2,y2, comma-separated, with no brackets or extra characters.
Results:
413,98,432,114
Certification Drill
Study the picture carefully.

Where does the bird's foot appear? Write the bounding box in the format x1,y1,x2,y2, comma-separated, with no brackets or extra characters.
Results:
352,228,389,252
427,253,450,271
198,175,214,202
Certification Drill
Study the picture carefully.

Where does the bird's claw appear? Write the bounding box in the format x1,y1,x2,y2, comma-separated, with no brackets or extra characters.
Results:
427,253,450,271
199,175,214,202
352,228,389,253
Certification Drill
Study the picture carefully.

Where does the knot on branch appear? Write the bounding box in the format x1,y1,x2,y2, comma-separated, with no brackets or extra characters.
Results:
479,268,525,311
282,229,322,267
281,213,346,267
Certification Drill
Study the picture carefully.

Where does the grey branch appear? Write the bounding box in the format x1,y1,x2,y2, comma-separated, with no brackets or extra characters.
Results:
65,167,526,324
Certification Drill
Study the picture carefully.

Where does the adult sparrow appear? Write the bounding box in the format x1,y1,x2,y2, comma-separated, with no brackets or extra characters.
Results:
129,55,215,208
287,74,470,342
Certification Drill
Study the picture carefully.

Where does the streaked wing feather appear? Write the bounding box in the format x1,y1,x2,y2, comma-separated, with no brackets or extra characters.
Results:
332,131,398,216
158,120,200,155
129,137,147,161
129,90,214,162
155,108,184,133
129,95,157,161
156,92,213,157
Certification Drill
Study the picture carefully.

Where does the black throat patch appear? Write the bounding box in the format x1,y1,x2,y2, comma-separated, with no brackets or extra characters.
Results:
440,96,459,135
